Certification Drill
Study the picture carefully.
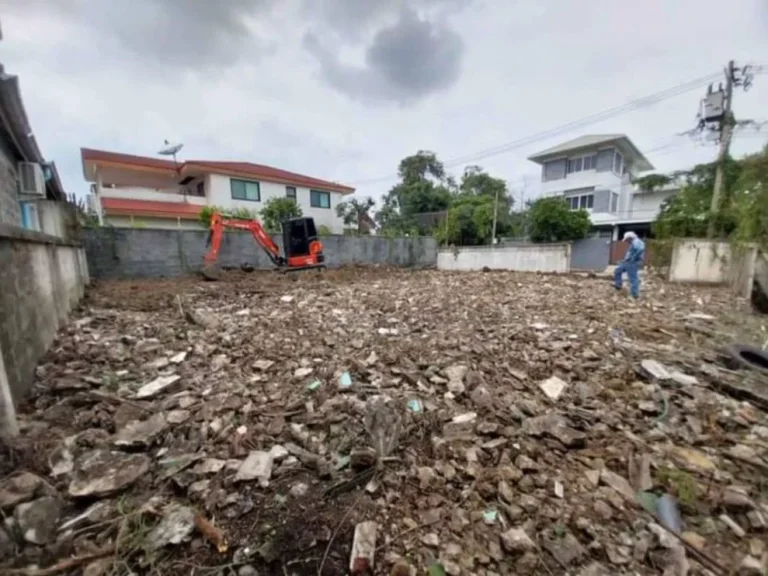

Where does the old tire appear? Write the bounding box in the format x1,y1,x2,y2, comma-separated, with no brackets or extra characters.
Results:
721,344,768,374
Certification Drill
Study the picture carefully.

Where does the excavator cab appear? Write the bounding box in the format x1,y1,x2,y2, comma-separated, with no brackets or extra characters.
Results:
202,211,325,280
283,217,325,268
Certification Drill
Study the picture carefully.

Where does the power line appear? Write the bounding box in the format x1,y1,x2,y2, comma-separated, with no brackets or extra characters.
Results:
350,71,722,186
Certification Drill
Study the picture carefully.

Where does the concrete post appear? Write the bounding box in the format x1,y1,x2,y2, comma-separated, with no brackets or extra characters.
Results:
0,347,19,439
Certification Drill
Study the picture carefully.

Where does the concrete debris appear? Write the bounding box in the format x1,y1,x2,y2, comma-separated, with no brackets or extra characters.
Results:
14,497,61,544
149,505,196,549
500,527,535,555
640,359,671,381
113,413,168,449
235,451,273,487
135,374,181,399
0,473,46,510
737,555,767,575
5,269,768,574
68,450,151,498
538,375,568,400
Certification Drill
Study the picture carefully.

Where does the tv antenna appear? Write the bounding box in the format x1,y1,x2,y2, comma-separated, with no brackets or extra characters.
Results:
158,140,184,166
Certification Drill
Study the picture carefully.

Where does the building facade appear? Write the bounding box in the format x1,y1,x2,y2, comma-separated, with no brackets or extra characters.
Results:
0,63,66,233
528,134,677,238
82,149,356,232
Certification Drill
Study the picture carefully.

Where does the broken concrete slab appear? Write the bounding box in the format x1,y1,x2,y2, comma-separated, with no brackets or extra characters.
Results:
149,505,196,549
15,497,62,544
0,473,46,510
235,451,273,487
135,374,181,399
539,375,568,400
69,450,151,498
113,413,168,449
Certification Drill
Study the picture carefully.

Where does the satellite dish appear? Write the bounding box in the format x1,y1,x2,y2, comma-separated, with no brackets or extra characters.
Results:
158,140,184,156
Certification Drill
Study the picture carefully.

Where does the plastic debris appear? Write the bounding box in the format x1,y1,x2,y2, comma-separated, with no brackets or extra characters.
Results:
349,521,377,574
339,371,353,388
406,399,423,413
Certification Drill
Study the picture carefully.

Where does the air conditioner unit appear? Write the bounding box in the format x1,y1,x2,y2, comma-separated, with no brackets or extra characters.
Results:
18,162,45,197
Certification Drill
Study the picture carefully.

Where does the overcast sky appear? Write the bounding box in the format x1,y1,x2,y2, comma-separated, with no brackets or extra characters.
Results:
1,0,767,205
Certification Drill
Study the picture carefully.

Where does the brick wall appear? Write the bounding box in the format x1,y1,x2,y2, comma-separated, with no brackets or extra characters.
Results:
0,224,89,437
0,134,21,226
83,228,438,279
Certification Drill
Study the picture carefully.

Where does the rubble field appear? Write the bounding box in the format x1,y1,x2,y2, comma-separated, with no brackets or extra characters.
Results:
2,268,768,576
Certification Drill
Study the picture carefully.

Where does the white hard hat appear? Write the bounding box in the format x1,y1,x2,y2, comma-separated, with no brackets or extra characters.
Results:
623,231,636,241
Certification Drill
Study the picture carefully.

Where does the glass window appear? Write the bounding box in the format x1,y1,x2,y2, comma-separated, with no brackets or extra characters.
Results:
583,155,596,170
231,178,260,201
579,195,587,209
567,157,583,174
610,193,618,213
310,189,331,209
613,152,623,174
586,194,594,209
286,186,296,200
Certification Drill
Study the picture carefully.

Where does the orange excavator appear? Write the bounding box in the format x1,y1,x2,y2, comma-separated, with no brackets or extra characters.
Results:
202,211,325,280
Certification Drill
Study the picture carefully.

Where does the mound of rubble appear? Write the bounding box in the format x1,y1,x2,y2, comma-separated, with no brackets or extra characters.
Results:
1,269,768,576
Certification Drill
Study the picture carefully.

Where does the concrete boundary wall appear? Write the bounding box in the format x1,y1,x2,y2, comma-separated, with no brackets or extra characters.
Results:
83,228,438,279
437,243,571,272
0,224,89,437
669,239,757,298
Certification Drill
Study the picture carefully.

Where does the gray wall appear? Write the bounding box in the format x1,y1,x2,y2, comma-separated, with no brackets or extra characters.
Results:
0,224,89,437
83,228,438,278
0,133,21,226
570,237,611,271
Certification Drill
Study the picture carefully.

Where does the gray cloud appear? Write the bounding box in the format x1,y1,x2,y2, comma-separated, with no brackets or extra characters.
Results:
304,8,464,104
1,0,271,70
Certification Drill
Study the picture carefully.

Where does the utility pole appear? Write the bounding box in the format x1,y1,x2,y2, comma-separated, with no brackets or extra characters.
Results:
491,186,499,245
705,60,754,237
707,61,735,238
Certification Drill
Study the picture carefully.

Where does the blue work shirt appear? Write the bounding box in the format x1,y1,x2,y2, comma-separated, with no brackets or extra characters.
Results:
623,237,645,265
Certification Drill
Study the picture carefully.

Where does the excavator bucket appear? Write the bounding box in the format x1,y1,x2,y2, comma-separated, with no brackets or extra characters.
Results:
201,263,222,281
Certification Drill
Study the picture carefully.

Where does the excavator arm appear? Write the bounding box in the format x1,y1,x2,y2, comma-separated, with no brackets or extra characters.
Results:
204,211,284,268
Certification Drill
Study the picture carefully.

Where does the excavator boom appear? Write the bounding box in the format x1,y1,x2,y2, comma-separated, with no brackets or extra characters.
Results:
201,210,325,280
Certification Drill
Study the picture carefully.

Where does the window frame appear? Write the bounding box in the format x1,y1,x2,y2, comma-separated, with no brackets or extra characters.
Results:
566,193,594,211
610,192,619,213
567,157,583,174
310,189,331,209
613,151,623,175
582,154,596,171
286,186,297,201
230,178,261,202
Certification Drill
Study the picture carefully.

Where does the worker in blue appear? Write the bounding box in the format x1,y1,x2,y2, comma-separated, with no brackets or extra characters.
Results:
614,231,645,298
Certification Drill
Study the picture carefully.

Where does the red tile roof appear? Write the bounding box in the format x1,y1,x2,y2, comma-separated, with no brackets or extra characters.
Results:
82,148,178,171
101,198,201,219
81,148,355,194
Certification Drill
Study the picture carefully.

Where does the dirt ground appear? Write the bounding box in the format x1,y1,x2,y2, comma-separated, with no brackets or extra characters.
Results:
2,268,768,576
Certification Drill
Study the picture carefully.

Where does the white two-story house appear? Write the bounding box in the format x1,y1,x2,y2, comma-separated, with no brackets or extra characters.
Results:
527,134,678,239
81,148,355,232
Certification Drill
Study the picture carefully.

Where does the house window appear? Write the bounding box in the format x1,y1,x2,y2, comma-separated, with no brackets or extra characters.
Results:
286,186,296,201
310,189,331,209
583,155,596,170
610,192,619,213
191,181,204,197
613,151,623,175
231,178,260,202
567,157,583,174
567,193,593,210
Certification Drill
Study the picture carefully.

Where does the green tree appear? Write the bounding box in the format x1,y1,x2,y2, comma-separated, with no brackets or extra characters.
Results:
199,205,258,227
377,151,453,235
528,197,590,243
260,197,303,232
336,197,375,234
732,144,768,247
652,157,742,240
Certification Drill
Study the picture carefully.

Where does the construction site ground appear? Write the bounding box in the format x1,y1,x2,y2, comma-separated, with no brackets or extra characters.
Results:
2,268,768,576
